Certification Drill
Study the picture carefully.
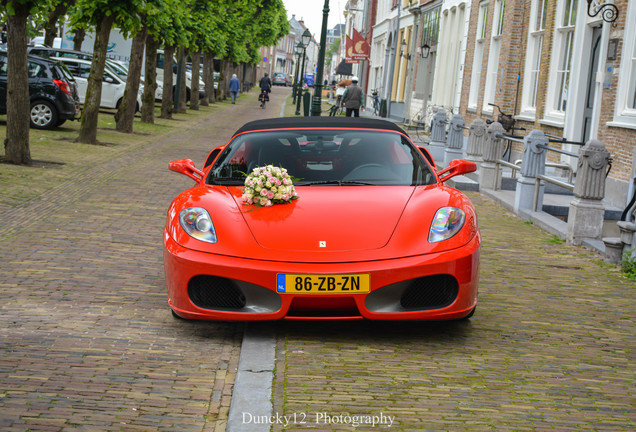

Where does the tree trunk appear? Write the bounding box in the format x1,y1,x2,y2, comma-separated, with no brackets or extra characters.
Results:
200,52,209,107
73,27,85,51
77,13,115,144
219,59,228,101
141,36,159,124
4,4,31,165
160,44,174,119
190,50,200,111
204,52,216,104
44,1,73,47
177,47,187,113
115,24,147,133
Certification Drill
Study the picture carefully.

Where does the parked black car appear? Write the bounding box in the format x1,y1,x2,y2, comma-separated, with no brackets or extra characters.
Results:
0,51,80,129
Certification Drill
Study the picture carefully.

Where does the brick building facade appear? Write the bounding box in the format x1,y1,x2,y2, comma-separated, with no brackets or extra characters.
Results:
457,0,635,207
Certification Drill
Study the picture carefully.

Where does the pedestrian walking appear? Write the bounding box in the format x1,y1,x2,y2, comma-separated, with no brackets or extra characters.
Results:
229,74,240,104
341,76,364,117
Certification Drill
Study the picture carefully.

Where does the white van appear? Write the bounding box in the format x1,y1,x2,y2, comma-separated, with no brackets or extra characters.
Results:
56,57,143,111
156,50,205,100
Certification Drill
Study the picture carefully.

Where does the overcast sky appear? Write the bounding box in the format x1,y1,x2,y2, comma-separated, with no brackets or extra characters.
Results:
283,0,346,38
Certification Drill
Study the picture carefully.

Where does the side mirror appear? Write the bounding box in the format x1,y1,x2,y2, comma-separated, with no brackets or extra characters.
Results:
169,158,205,182
437,159,477,183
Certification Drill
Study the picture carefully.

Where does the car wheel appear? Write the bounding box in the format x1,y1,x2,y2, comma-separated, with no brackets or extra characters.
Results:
171,309,188,320
461,306,476,320
30,100,58,130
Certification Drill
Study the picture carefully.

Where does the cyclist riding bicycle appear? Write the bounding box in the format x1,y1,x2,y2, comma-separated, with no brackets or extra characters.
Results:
258,73,272,108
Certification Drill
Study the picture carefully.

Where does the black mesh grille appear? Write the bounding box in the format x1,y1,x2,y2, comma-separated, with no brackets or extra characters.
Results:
188,276,246,310
400,275,459,310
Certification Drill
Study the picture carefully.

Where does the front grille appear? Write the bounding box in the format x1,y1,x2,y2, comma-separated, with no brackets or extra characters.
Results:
287,296,360,317
400,275,458,310
188,275,246,310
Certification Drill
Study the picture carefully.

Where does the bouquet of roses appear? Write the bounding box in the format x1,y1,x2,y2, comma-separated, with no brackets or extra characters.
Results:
242,165,299,208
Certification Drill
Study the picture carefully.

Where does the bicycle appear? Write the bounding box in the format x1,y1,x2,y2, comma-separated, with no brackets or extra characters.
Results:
259,89,269,108
328,95,343,116
371,90,380,116
486,103,525,136
485,103,526,160
409,107,429,143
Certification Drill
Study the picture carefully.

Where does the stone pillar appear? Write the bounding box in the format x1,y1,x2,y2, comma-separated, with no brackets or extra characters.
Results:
427,110,447,162
466,118,486,168
444,114,466,165
567,139,612,245
514,130,548,214
479,122,506,190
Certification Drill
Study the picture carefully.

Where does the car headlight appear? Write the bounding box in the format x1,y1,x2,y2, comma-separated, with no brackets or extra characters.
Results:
429,207,465,243
179,207,217,243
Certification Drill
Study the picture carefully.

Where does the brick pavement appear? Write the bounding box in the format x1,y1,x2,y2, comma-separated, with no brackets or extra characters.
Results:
271,193,636,431
0,89,288,430
3,89,635,431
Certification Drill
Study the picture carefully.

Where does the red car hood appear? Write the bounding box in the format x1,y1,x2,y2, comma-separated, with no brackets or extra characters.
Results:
232,187,414,252
167,184,478,262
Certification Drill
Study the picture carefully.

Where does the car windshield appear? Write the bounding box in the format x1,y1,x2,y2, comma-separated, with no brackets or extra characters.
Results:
106,60,129,77
207,129,435,186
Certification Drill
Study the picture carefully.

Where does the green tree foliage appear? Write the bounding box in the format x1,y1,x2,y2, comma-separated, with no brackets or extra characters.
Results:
33,0,75,47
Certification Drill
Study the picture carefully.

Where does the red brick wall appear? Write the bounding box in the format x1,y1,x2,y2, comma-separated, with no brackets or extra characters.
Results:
458,0,635,177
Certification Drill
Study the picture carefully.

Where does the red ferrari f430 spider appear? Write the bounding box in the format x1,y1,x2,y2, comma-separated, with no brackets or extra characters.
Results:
164,117,480,321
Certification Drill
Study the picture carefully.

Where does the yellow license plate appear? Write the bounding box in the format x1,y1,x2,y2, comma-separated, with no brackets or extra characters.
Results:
276,274,370,294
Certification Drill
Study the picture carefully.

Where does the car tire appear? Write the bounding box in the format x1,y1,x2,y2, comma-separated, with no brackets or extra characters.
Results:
171,309,188,320
461,306,476,320
30,100,58,130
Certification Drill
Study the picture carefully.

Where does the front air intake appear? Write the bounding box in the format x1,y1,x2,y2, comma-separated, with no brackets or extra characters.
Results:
399,275,458,310
188,275,246,310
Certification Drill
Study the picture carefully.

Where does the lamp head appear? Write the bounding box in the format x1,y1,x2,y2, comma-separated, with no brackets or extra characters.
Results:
302,29,312,47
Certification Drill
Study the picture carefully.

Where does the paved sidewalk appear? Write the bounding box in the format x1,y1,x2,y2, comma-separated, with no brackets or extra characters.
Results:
0,90,286,431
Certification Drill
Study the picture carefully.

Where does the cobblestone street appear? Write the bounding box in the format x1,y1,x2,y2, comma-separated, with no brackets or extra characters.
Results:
0,92,282,431
1,89,635,431
272,192,636,431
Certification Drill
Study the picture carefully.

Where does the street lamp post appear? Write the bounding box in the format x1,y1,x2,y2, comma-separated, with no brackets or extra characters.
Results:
295,29,312,116
295,50,306,115
310,0,330,117
292,42,303,104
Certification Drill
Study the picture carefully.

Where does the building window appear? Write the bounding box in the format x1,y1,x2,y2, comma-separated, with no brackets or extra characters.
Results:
629,37,636,110
545,0,577,122
468,1,489,110
611,0,636,129
521,0,547,117
483,0,505,113
421,6,441,49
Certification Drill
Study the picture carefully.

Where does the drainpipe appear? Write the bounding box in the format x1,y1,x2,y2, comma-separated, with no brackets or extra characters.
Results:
403,4,421,123
387,3,401,120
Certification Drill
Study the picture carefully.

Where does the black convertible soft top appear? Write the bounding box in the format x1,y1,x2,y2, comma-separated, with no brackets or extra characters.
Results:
232,116,408,137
